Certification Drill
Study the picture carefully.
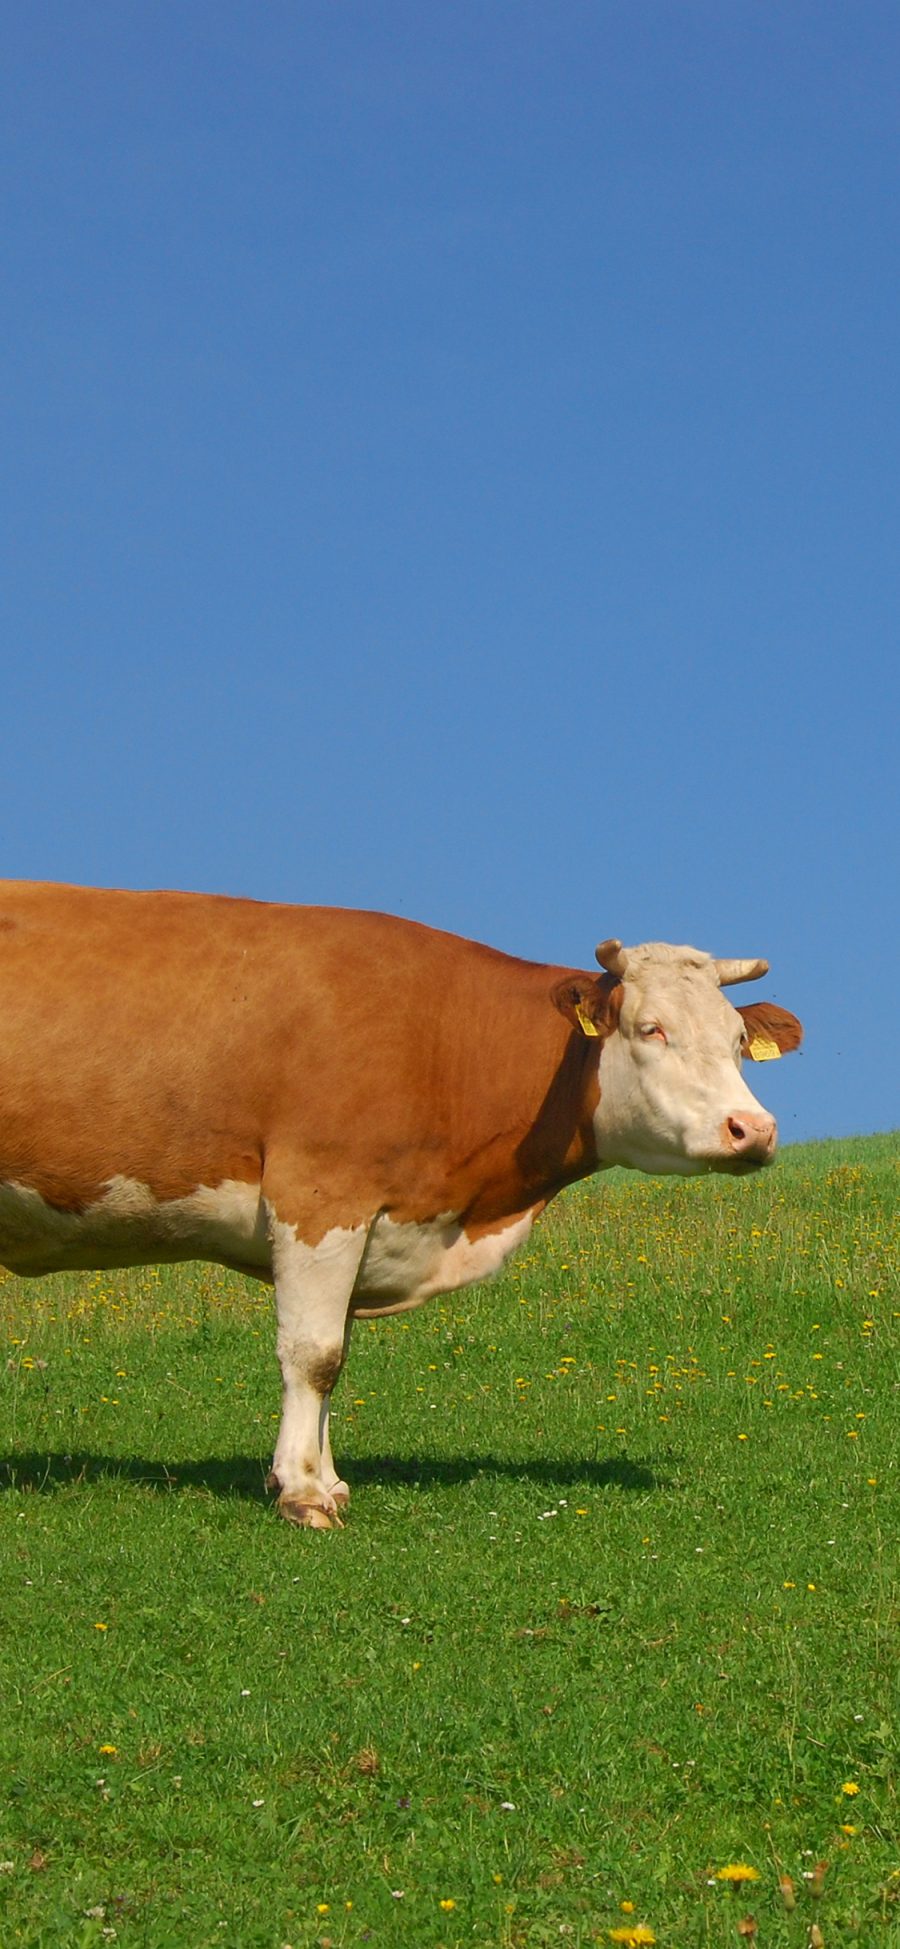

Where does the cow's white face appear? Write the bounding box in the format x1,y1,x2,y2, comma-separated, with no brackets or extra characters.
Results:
591,945,784,1176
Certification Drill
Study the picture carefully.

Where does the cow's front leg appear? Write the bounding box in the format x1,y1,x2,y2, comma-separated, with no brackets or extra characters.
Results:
319,1391,350,1510
267,1216,366,1530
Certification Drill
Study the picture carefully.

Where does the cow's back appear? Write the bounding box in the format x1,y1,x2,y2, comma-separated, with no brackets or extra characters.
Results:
0,884,427,1196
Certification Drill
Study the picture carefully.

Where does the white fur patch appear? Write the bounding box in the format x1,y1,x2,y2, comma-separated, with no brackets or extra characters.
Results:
350,1210,534,1317
0,1174,269,1277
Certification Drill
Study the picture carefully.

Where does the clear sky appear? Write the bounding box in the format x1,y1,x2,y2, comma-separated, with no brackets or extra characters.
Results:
3,3,898,1145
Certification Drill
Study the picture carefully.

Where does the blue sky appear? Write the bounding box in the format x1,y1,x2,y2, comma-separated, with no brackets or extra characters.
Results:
3,3,898,1144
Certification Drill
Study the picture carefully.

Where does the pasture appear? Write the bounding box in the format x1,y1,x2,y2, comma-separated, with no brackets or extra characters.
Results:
1,1133,897,1948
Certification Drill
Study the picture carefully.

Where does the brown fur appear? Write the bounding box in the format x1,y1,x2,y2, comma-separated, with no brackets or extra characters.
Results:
737,1002,804,1057
0,881,606,1261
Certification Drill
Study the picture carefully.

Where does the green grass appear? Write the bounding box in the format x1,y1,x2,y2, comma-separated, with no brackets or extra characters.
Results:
1,1133,897,1948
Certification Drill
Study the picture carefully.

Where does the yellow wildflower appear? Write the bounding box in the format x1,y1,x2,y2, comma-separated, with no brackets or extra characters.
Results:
715,1863,760,1884
608,1929,655,1946
841,1781,860,1795
439,1897,456,1910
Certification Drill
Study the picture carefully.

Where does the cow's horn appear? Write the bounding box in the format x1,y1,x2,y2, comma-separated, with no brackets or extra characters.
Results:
713,957,769,986
595,938,629,977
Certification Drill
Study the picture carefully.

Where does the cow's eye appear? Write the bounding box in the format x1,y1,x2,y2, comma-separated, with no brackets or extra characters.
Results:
639,1022,665,1042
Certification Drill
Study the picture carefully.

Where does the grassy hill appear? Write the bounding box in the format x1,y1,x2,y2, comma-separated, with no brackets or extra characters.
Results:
1,1132,897,1946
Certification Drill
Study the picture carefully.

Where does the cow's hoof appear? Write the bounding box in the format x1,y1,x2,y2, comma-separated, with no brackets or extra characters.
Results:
278,1495,343,1531
329,1480,351,1509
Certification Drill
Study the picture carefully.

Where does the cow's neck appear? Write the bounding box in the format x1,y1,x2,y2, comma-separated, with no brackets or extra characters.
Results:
437,979,600,1225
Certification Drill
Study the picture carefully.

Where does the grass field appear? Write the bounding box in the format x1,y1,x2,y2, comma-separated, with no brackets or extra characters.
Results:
1,1133,897,1948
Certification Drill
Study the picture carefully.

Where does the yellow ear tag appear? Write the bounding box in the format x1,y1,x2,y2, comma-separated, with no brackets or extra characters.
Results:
575,1002,599,1038
748,1035,781,1062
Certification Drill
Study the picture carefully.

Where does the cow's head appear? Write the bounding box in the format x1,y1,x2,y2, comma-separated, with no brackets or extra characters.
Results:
553,940,802,1176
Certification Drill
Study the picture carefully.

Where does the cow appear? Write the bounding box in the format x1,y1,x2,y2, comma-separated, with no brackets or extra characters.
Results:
0,881,802,1528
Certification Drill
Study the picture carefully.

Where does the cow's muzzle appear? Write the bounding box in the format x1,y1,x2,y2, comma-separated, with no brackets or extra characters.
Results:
721,1110,777,1165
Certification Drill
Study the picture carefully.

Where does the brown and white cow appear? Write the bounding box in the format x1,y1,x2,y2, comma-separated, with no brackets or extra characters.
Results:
0,882,802,1527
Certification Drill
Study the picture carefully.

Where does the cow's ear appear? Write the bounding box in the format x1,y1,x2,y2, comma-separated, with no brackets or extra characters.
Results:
552,974,620,1040
738,1001,804,1061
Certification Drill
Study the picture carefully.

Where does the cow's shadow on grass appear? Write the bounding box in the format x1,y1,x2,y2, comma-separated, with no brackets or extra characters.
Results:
0,1448,674,1501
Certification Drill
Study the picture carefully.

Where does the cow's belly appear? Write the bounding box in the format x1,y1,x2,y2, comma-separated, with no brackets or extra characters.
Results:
0,1175,271,1277
350,1210,534,1317
0,1176,533,1309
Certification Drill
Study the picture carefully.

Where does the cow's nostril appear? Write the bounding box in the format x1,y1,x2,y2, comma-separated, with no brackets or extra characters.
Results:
725,1110,777,1158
